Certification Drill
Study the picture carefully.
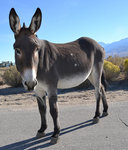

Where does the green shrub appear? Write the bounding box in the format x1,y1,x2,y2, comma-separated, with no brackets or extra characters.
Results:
104,60,120,81
124,59,128,77
124,59,128,71
107,56,124,71
2,66,22,87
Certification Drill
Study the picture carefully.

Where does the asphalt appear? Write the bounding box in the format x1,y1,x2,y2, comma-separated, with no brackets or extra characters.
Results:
0,101,128,150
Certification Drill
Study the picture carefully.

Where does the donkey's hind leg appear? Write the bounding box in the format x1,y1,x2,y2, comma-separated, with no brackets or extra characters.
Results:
88,66,102,123
101,85,108,117
48,88,60,144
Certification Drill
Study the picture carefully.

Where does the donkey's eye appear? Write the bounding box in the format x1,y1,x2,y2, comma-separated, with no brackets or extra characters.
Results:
15,48,21,56
35,47,39,51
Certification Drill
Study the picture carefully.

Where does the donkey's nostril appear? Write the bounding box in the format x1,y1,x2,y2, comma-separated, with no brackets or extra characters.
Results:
24,80,37,91
24,81,28,86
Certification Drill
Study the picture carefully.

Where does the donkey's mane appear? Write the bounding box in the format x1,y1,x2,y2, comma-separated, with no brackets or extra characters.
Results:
39,40,59,72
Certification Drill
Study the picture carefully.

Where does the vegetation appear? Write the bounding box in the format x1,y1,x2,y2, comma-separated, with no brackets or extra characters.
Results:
124,58,128,78
2,66,22,87
104,60,120,81
106,56,124,71
0,67,7,85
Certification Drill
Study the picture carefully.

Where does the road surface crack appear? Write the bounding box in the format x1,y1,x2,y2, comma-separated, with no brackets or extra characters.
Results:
118,115,128,128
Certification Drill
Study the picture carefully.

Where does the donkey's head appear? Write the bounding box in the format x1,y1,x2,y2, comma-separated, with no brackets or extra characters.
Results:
9,8,42,91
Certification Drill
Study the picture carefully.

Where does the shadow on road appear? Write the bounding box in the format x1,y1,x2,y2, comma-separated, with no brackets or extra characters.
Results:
0,87,26,95
0,119,94,150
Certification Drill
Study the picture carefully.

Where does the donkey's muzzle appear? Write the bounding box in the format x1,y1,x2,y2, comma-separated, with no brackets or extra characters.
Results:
24,80,37,91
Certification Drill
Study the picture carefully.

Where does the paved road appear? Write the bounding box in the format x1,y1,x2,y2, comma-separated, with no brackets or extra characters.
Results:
0,101,128,150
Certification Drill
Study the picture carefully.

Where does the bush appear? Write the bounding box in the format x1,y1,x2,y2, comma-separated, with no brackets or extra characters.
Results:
104,60,120,81
0,77,4,85
2,66,22,87
124,59,128,77
107,56,124,71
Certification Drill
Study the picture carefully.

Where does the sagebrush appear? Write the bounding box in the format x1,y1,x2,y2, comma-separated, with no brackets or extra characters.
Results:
104,60,120,81
124,59,128,77
2,66,22,87
107,56,124,71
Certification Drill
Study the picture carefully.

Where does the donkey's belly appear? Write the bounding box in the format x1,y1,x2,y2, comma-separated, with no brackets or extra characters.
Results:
58,72,91,89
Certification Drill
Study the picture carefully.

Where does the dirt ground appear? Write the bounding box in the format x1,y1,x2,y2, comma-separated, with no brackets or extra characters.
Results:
0,80,128,110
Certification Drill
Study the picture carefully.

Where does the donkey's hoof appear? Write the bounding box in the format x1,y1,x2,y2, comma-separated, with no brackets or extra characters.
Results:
102,112,108,117
50,137,59,144
93,117,99,124
36,132,45,139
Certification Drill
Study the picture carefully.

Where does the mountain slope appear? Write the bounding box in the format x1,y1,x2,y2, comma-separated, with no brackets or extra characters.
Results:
99,38,128,57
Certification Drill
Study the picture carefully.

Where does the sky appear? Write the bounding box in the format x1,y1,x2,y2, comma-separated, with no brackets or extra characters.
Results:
1,0,128,62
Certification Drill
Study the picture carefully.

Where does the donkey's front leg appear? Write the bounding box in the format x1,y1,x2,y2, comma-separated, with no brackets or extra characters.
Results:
49,95,60,144
36,96,47,138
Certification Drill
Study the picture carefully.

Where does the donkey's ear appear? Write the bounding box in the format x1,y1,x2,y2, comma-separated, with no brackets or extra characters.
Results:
29,8,42,34
9,8,21,34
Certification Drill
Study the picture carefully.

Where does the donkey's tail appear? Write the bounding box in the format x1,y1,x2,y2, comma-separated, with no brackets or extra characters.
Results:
101,71,107,91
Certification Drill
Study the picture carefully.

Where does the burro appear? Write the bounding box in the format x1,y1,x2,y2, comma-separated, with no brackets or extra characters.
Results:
9,8,108,144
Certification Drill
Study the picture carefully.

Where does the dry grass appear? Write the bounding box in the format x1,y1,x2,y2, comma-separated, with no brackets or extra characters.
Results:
0,67,6,75
2,66,22,87
0,68,6,85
